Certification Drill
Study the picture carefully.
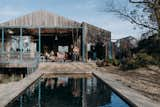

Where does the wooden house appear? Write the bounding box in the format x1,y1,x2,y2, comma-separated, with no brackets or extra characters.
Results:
0,10,111,68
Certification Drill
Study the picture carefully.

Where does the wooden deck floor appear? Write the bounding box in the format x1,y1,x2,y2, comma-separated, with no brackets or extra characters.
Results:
0,62,159,107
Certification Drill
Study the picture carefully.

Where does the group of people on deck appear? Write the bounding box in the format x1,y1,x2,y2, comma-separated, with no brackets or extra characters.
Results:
43,45,80,62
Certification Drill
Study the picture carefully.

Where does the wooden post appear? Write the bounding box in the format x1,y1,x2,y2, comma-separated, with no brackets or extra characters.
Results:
109,39,113,61
112,42,115,60
82,23,88,62
38,27,41,62
105,33,111,61
38,27,41,53
20,27,23,62
1,28,4,52
105,39,108,60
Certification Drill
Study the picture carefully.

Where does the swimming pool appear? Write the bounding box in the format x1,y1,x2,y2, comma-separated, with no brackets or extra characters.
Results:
8,75,132,107
0,74,23,84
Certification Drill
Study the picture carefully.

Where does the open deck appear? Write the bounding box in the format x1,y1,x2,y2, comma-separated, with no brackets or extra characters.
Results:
0,62,159,107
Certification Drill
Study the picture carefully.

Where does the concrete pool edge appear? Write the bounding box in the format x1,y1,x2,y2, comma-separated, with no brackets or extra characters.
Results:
0,71,43,107
0,61,159,107
93,70,160,107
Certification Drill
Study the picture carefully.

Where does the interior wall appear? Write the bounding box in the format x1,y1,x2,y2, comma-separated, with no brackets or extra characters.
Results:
41,34,73,54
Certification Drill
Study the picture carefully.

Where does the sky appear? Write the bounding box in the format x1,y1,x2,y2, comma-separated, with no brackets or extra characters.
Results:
0,0,146,40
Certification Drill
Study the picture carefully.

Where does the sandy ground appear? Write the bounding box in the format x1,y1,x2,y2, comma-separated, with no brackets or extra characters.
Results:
96,65,160,103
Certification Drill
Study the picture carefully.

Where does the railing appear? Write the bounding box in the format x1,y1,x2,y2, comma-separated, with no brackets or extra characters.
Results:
0,52,40,67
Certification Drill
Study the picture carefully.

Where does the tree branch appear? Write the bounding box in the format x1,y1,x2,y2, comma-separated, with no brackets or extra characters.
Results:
129,0,150,4
108,9,158,30
129,0,160,8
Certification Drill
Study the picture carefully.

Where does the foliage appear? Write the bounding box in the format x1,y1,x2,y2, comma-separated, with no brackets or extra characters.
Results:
134,33,160,63
121,52,158,70
135,53,157,66
103,0,160,70
119,32,160,70
137,34,160,54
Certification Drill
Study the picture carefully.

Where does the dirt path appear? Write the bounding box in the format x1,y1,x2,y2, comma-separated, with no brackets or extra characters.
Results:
96,65,160,103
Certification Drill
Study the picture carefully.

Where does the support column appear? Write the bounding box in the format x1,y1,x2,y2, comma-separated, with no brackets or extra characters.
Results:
20,28,23,61
109,40,112,62
2,28,4,52
38,27,41,53
105,40,108,61
105,33,112,61
82,23,88,62
38,27,41,61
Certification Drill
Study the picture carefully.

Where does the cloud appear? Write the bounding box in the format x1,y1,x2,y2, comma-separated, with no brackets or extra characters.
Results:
0,5,33,23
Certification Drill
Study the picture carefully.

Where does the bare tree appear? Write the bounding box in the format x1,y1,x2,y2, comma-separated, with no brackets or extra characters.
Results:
104,0,160,32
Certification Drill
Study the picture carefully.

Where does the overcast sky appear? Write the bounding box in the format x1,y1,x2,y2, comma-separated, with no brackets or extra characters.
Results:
0,0,146,40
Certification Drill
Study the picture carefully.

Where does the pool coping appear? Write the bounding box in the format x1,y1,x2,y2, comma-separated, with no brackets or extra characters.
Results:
0,71,43,107
93,70,160,107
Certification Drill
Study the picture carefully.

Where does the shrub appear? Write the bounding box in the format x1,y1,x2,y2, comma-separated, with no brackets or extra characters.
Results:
120,58,138,70
120,53,157,70
112,59,120,66
135,53,156,67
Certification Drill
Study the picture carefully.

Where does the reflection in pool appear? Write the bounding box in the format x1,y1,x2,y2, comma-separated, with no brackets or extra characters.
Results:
8,76,131,107
0,68,28,84
0,74,23,84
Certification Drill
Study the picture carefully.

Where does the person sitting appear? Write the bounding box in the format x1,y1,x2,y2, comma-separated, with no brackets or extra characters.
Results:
50,51,55,56
49,51,56,62
44,51,50,61
64,52,69,61
57,52,65,62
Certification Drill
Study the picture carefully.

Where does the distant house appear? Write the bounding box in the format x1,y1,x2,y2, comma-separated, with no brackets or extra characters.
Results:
115,36,137,49
114,36,138,59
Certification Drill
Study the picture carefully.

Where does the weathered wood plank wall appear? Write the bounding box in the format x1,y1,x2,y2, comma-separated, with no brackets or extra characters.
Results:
0,10,81,27
83,22,111,60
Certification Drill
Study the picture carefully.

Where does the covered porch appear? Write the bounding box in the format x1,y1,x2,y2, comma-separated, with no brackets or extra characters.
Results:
0,26,84,68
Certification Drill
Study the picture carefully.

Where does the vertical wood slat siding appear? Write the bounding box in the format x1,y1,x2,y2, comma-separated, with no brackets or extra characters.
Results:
0,10,81,27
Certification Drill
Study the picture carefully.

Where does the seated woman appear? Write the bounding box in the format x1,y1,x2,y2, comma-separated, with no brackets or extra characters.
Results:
49,51,56,62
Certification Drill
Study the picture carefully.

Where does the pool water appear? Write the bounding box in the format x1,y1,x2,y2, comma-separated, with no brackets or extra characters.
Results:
8,76,131,107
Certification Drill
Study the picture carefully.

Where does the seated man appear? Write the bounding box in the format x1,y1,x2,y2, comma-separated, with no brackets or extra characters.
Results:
73,46,80,61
